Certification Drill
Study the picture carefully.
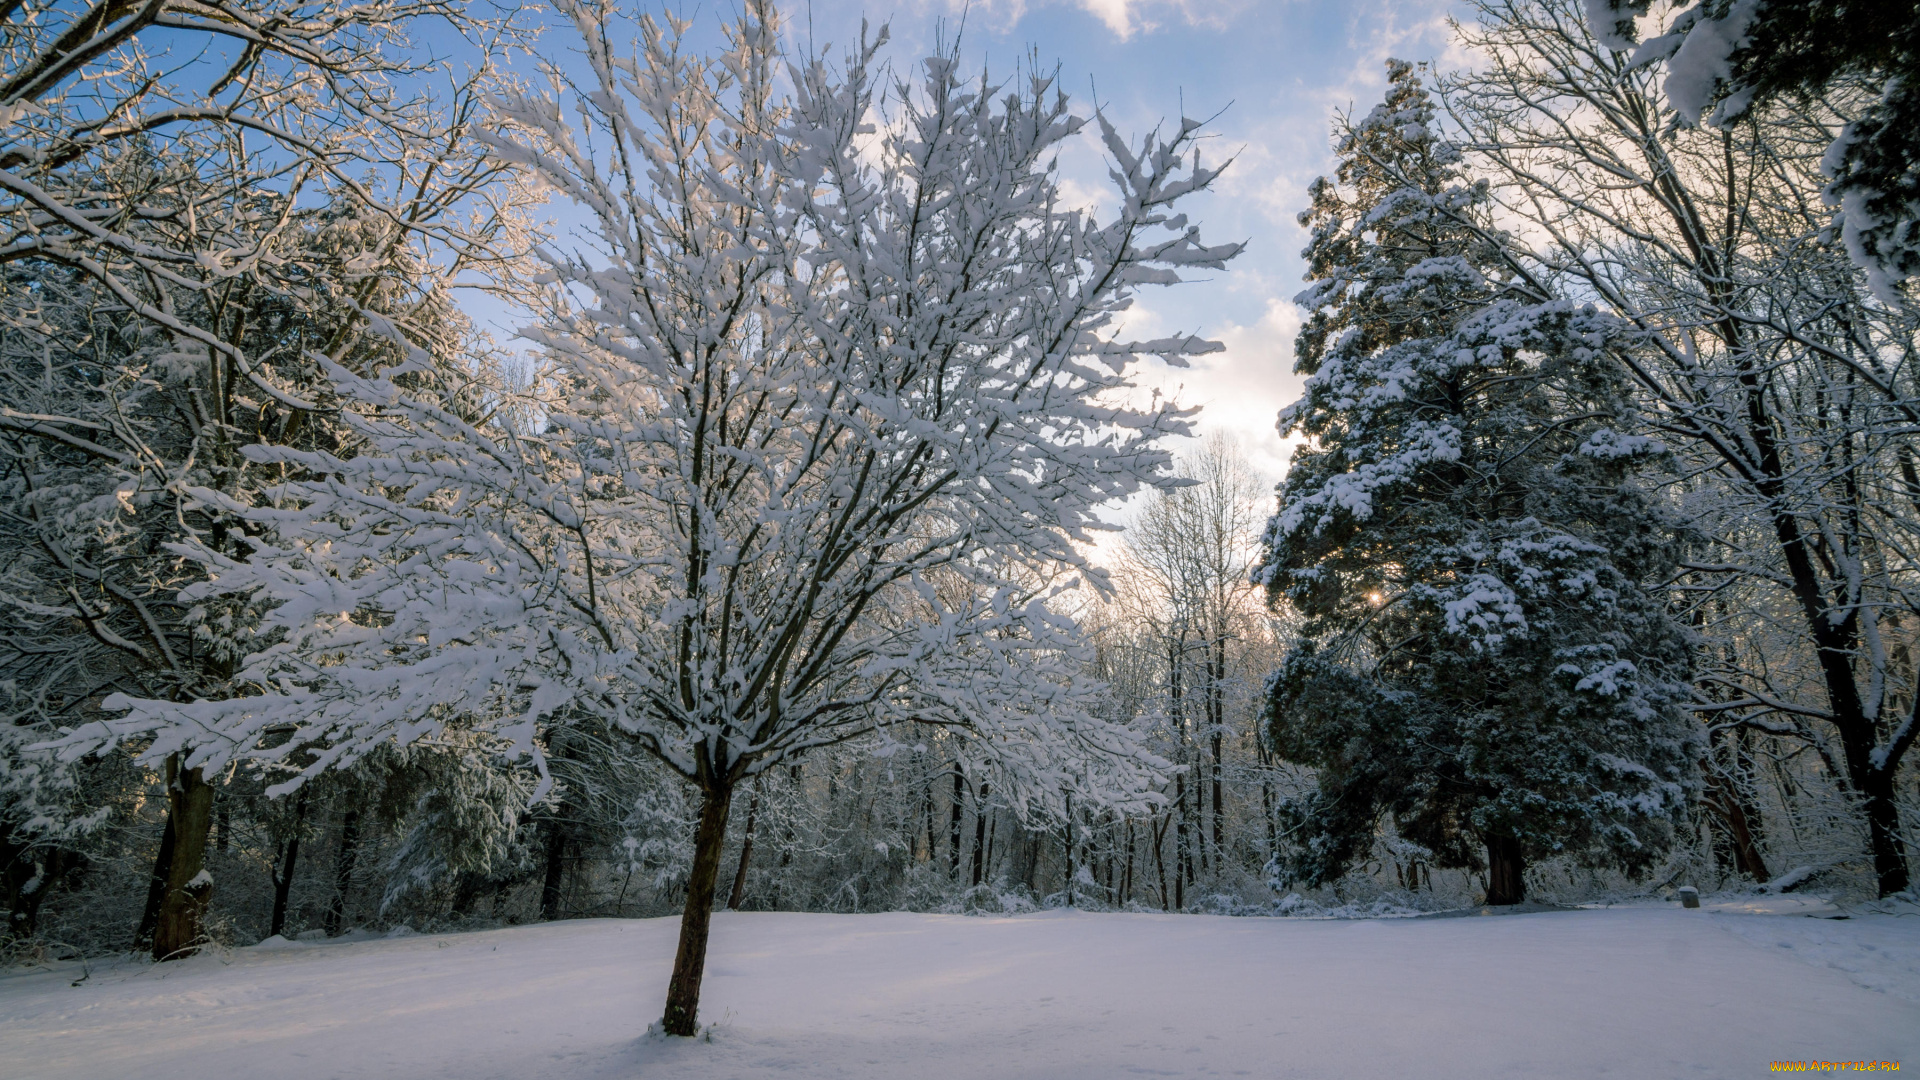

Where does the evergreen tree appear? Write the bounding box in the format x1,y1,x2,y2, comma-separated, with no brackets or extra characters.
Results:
1253,61,1697,905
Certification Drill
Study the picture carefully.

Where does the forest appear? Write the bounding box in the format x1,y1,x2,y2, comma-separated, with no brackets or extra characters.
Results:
0,0,1915,1045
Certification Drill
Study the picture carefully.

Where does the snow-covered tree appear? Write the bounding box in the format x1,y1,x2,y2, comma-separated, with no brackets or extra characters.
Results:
61,1,1235,1032
1582,0,1920,300
1254,60,1696,905
1453,0,1920,897
0,0,533,958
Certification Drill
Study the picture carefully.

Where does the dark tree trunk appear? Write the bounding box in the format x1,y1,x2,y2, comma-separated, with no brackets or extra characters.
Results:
1153,814,1170,911
1210,730,1224,870
969,780,989,887
1861,765,1908,895
1210,637,1226,868
451,873,483,918
152,759,215,961
540,809,571,922
728,789,759,911
1173,772,1190,904
922,760,936,862
269,793,307,938
1262,778,1277,865
1484,834,1525,906
661,780,734,1037
1064,792,1075,906
134,807,177,949
325,808,361,937
948,768,964,877
983,813,997,883
1122,820,1136,905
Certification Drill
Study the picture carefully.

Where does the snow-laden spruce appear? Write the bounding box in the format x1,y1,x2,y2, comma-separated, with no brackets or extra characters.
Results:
53,1,1238,1034
1253,61,1696,905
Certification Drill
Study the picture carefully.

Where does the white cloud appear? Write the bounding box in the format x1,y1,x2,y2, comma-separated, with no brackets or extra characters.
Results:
1078,0,1135,37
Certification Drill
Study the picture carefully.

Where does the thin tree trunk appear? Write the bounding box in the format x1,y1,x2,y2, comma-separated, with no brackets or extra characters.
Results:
1262,772,1276,867
661,780,734,1037
970,780,989,887
1174,772,1190,903
983,812,997,884
1484,833,1525,906
1210,636,1226,870
1122,820,1136,905
1153,813,1170,912
922,758,936,862
1064,792,1075,906
1210,729,1224,872
269,793,306,938
948,768,964,878
325,808,361,937
728,789,759,911
152,758,215,961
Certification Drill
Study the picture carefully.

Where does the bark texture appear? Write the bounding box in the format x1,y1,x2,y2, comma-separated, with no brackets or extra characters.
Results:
1484,833,1526,907
661,782,733,1037
151,760,214,961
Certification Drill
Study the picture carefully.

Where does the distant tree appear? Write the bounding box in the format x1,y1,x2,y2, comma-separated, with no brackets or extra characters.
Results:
1255,61,1696,905
1121,436,1273,899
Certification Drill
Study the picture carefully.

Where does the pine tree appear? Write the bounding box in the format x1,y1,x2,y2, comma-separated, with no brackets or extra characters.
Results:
1253,61,1697,905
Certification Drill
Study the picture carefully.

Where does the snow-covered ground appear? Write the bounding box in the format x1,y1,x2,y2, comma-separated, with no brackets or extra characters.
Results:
3,905,1916,1079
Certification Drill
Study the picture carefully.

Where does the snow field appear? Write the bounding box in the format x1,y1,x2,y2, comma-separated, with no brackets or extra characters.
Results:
2,906,1916,1079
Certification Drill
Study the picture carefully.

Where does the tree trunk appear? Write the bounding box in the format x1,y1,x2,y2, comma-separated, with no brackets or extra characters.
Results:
728,789,759,911
1262,777,1277,867
1210,636,1226,870
948,768,964,877
1860,765,1909,896
922,760,936,862
451,873,483,918
134,807,177,949
1210,729,1224,872
661,780,733,1037
1153,814,1170,911
1173,772,1190,904
983,812,997,884
540,809,571,922
269,793,306,938
970,780,989,887
1064,792,1075,907
1484,833,1525,906
325,808,360,937
152,758,215,961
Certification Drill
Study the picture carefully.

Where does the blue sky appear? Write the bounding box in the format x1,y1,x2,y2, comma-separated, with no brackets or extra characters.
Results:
776,0,1469,486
